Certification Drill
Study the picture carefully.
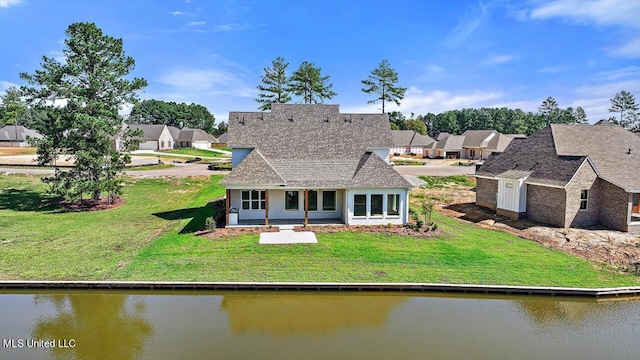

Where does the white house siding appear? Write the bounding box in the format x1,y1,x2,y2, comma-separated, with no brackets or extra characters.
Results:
345,188,409,225
157,127,174,150
229,189,344,221
497,178,527,213
231,148,253,168
191,141,210,150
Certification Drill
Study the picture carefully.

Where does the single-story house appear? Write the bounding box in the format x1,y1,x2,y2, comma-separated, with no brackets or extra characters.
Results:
177,128,217,149
214,132,228,148
390,130,435,158
220,104,413,226
475,123,640,233
167,126,181,148
461,130,526,160
433,134,466,159
128,124,174,150
0,125,43,147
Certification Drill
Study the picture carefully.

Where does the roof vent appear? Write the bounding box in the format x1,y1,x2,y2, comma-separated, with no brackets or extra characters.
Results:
288,117,294,122
628,148,632,155
325,116,329,123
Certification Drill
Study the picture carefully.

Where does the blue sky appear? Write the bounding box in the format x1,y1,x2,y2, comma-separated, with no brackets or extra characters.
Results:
1,0,639,124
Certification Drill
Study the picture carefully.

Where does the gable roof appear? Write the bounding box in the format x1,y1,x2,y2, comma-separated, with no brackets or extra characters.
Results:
178,128,218,142
167,126,181,140
391,130,435,146
217,132,228,143
436,132,450,141
221,149,284,185
127,124,169,141
0,125,43,141
435,134,465,150
461,129,497,148
486,133,525,153
478,124,640,190
221,104,412,188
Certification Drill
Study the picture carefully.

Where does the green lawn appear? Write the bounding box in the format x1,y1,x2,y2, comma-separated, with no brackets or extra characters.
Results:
419,175,476,188
1,174,638,287
160,148,229,158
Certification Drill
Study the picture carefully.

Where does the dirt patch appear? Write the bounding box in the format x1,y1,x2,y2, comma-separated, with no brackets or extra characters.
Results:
294,224,442,238
0,147,38,156
61,197,125,212
438,198,640,272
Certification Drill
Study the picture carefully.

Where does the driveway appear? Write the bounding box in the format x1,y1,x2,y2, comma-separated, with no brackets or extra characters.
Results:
393,165,475,176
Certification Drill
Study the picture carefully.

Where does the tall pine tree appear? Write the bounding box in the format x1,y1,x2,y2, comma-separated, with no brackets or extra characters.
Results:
361,59,406,113
255,57,292,110
289,61,336,104
21,22,147,204
609,90,639,131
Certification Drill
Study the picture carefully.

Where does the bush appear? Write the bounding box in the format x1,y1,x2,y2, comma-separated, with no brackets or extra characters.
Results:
205,216,216,232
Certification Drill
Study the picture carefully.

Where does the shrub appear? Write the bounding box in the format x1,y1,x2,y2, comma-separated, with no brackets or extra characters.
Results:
205,217,216,232
421,199,435,224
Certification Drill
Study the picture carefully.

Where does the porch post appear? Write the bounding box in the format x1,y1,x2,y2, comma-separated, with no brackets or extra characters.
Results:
265,189,269,226
225,189,230,226
304,189,309,225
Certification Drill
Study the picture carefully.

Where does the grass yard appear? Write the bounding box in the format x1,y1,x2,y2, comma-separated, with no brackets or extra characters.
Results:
1,174,638,287
0,147,38,156
160,148,228,158
419,175,476,188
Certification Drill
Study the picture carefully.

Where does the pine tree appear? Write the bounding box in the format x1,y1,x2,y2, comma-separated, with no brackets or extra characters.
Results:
538,97,560,124
20,22,147,204
255,57,292,110
609,90,639,130
289,61,336,104
361,59,406,113
573,106,588,124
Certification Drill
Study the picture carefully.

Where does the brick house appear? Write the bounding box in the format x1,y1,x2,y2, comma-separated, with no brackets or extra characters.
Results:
475,123,640,233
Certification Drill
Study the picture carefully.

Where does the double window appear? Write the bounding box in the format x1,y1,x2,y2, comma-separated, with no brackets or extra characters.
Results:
241,190,266,210
580,190,588,210
306,190,337,212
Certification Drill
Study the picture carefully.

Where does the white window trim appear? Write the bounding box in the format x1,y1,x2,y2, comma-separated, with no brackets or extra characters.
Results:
285,190,300,212
353,194,367,218
241,190,266,211
579,189,589,211
386,193,401,217
308,190,318,212
370,194,384,217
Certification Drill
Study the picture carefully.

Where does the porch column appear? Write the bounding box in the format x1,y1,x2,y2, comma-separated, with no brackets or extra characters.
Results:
265,189,269,226
304,189,309,225
225,189,230,226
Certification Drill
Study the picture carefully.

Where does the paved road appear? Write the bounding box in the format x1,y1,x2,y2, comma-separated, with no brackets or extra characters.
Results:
0,164,229,177
393,165,475,176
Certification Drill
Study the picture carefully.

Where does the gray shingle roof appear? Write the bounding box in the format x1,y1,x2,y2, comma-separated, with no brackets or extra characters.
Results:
167,126,181,140
217,132,228,143
461,129,497,148
477,124,640,190
221,104,412,188
435,135,465,150
127,124,168,141
436,132,450,141
391,130,434,146
178,128,217,142
0,125,43,142
551,124,640,191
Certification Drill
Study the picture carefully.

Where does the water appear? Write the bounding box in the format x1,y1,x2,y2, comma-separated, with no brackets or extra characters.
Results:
1,290,639,360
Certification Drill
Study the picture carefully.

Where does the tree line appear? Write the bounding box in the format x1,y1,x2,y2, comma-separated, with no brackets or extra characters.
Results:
127,99,226,136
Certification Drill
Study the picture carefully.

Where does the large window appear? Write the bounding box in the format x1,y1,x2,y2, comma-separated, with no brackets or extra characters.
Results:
241,190,266,210
285,191,299,211
371,195,383,216
308,190,318,211
387,194,400,216
580,190,588,210
354,195,366,216
323,191,337,211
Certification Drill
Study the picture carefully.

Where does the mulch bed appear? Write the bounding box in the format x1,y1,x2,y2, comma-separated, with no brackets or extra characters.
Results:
293,224,442,238
61,197,125,211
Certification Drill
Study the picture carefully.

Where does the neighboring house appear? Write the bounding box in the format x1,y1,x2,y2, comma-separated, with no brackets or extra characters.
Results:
177,128,217,149
0,125,43,147
215,132,228,148
167,126,181,148
476,123,640,233
390,130,435,158
433,134,466,159
220,104,413,226
461,130,526,160
128,124,174,150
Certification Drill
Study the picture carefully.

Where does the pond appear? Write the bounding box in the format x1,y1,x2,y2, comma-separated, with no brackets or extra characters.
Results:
1,290,639,360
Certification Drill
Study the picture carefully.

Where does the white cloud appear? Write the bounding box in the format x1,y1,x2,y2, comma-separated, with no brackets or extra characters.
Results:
344,86,504,115
0,80,20,94
157,68,254,98
607,37,640,58
0,0,21,8
535,65,570,74
187,21,206,27
529,0,640,28
169,11,185,16
444,1,496,47
481,54,516,65
429,65,444,73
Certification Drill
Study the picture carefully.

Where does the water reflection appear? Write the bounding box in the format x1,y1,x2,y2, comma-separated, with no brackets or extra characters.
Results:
220,293,407,336
32,293,153,360
515,298,595,328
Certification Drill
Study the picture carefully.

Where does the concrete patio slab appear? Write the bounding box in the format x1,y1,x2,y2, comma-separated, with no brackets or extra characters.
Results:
259,230,317,245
